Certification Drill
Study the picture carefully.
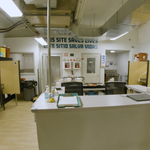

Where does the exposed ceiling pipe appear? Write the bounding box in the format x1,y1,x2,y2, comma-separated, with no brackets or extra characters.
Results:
20,17,39,36
23,13,71,17
0,20,23,33
47,0,52,91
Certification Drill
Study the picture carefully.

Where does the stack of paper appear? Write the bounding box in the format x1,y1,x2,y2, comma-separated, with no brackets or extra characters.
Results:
58,96,78,106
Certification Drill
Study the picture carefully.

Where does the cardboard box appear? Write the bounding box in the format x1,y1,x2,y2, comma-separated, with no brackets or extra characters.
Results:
137,53,147,61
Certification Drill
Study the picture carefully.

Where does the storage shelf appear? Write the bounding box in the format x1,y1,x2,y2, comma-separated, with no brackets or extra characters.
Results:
63,61,71,69
73,61,81,69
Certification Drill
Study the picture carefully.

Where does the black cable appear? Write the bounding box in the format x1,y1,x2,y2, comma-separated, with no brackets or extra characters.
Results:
0,21,23,33
0,21,22,30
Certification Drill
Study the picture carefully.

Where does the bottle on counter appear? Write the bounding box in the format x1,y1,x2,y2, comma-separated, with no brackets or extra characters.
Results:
49,87,55,103
45,85,49,100
51,87,55,98
71,70,74,80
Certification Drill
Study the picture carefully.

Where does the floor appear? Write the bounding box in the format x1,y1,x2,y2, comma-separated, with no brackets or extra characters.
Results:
0,99,39,150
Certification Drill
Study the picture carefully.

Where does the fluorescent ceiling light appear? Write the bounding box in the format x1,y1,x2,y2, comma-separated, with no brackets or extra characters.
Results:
110,51,115,53
74,0,86,24
110,32,128,41
0,0,22,17
35,37,47,45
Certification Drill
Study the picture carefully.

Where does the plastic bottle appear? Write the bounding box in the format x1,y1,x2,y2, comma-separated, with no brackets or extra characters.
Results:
45,86,49,99
71,70,74,80
51,87,55,98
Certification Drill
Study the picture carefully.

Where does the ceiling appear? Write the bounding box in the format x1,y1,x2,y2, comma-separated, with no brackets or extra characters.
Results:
1,0,150,40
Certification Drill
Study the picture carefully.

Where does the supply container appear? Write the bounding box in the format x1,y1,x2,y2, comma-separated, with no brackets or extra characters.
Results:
45,85,49,100
0,47,6,57
22,80,37,101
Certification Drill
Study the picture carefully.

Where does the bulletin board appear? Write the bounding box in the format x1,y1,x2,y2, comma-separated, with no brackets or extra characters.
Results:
128,61,147,85
0,61,20,94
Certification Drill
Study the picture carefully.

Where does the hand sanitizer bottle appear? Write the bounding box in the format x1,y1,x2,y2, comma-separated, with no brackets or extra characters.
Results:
45,86,49,99
51,87,55,98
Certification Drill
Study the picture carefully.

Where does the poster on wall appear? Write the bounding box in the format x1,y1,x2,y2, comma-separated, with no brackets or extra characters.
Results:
106,61,109,67
101,55,106,67
63,53,68,56
110,61,113,66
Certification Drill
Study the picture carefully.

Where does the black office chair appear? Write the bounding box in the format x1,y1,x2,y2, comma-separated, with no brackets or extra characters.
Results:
61,82,83,96
105,82,127,95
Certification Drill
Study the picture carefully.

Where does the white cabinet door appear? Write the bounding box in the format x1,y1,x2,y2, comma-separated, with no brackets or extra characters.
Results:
82,53,100,83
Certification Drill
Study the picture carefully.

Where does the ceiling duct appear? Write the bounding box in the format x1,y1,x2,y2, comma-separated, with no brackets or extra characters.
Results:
71,0,150,38
100,0,150,38
24,0,58,8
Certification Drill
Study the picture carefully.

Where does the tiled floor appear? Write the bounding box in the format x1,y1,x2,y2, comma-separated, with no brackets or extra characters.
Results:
0,99,38,150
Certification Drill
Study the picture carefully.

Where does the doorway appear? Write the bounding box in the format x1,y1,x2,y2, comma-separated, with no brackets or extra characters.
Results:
82,53,100,83
105,50,130,82
41,54,61,91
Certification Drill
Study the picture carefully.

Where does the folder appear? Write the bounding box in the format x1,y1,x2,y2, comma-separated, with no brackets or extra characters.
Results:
127,93,150,101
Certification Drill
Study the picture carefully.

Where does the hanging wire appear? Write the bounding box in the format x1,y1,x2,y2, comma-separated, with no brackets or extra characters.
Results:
0,21,23,33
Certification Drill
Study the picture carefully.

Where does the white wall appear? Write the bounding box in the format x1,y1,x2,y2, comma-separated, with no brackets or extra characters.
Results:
105,53,117,70
0,34,4,46
117,52,129,75
3,28,139,86
105,52,129,76
4,37,40,81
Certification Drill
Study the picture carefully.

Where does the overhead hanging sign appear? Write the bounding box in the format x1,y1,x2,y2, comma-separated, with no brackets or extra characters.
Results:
43,37,98,49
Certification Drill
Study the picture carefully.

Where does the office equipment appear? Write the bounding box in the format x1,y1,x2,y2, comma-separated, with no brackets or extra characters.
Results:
127,93,150,101
57,93,81,107
105,81,127,95
61,82,83,95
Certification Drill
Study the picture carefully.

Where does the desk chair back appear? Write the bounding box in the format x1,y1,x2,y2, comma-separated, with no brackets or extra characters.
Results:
105,82,127,95
61,82,83,96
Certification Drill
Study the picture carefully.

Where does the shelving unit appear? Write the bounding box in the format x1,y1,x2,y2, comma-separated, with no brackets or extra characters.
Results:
0,57,12,61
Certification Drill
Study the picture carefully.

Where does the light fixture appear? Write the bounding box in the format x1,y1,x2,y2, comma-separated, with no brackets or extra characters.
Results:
35,37,47,45
110,51,115,53
110,32,128,40
74,0,86,25
0,0,22,17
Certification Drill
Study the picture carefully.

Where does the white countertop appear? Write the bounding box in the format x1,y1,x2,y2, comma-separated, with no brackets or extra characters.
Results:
31,93,150,111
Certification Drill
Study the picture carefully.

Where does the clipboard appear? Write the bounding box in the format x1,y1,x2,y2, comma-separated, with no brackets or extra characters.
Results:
57,93,81,108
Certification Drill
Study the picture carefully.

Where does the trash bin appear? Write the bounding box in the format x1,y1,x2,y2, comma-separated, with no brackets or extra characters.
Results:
22,80,37,101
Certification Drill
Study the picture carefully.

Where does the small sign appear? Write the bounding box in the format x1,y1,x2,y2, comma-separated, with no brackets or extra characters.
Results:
63,53,68,56
70,53,74,56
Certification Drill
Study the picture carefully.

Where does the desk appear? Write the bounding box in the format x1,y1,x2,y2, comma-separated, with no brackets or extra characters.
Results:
31,93,150,150
126,84,148,93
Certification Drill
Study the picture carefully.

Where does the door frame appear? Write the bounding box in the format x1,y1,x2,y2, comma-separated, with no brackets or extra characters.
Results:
40,53,63,92
81,53,101,83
